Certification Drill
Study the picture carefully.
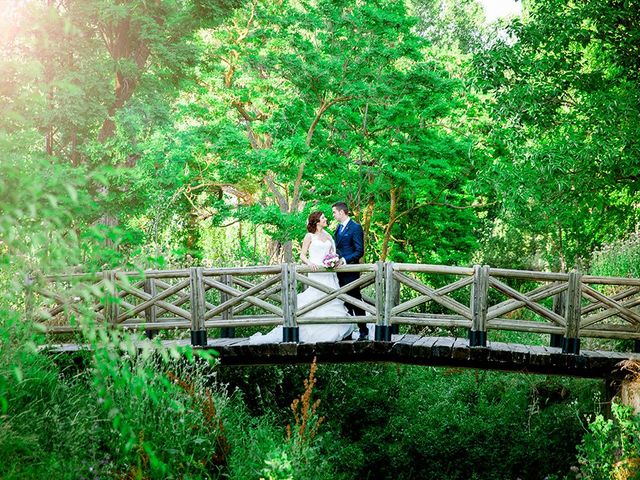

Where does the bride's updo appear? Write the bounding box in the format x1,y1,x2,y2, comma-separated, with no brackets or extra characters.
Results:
306,211,323,233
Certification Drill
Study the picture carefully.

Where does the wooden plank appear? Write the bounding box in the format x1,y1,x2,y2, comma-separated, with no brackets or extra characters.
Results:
297,273,376,316
487,319,564,335
411,336,439,359
297,316,373,324
297,274,376,314
581,285,640,326
489,268,569,282
234,284,282,314
487,282,567,320
297,263,377,274
190,267,206,334
451,337,471,361
489,277,565,327
394,272,471,319
505,343,530,365
582,287,640,315
582,275,640,286
144,276,157,337
155,278,217,312
394,264,474,275
528,345,553,367
565,270,582,339
203,266,282,276
117,279,191,321
432,337,455,359
391,276,473,316
379,261,388,326
282,264,293,330
221,274,233,325
471,265,489,336
582,296,640,328
204,275,283,318
208,338,248,347
580,326,640,340
288,263,298,331
204,318,282,328
485,341,513,364
390,334,422,356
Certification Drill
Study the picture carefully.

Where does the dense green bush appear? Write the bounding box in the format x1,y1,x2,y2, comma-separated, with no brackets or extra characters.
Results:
217,362,601,480
573,402,640,480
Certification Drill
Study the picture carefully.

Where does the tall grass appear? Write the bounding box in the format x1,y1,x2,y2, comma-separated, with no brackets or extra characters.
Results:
0,152,326,479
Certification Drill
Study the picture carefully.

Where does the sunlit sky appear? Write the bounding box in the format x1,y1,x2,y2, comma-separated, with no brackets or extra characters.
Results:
480,0,522,23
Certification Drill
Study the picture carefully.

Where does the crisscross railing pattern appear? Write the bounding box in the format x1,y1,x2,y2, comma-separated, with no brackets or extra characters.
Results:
28,263,640,353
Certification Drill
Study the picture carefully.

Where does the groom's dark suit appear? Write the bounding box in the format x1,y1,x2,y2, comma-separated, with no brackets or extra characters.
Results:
334,218,367,337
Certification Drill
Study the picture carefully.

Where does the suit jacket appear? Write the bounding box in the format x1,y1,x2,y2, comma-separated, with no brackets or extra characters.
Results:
334,219,364,265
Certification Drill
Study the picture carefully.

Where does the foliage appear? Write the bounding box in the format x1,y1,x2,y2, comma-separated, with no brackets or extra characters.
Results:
4,0,640,477
574,403,640,480
475,0,640,270
218,362,601,480
589,233,640,279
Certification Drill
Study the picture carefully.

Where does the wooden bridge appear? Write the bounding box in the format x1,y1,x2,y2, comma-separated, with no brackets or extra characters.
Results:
31,262,640,378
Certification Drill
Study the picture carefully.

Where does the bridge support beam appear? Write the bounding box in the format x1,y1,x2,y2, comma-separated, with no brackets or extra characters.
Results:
282,263,299,343
190,267,208,347
283,327,299,343
375,325,392,341
144,273,157,340
562,270,582,355
220,274,235,338
562,337,580,355
550,290,566,348
376,261,392,341
469,330,487,347
469,265,489,347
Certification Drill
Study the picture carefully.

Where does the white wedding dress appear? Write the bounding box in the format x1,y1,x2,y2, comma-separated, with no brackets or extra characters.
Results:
249,232,356,344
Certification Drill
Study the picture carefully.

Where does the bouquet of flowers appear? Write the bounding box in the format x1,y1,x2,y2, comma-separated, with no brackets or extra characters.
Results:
322,252,342,270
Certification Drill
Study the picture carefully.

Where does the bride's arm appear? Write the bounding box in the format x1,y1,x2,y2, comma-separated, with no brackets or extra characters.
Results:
300,234,319,271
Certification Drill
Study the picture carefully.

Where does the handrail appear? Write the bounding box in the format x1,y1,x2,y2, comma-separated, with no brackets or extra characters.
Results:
30,263,640,354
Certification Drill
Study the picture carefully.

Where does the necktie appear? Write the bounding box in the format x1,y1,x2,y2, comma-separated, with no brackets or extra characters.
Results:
337,224,343,235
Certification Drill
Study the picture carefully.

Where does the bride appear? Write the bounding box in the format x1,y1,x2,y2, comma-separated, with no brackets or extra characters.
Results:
249,211,355,344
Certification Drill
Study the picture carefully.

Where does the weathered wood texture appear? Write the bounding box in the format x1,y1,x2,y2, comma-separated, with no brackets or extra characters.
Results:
33,263,640,352
43,335,640,379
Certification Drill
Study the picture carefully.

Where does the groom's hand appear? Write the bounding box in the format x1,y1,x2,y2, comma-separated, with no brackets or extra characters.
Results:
340,257,346,266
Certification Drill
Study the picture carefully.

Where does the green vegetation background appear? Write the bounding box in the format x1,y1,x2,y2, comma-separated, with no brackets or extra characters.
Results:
2,0,640,478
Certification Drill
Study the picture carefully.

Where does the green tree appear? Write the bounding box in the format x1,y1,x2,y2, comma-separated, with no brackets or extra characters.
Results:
163,0,485,264
476,0,640,269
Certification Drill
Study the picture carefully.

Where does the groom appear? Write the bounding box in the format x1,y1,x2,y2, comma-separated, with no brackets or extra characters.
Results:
332,201,368,341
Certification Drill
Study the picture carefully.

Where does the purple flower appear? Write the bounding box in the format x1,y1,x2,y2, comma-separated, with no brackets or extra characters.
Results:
322,253,341,269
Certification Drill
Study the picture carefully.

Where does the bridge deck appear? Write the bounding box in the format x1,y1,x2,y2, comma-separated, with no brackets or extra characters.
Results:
45,334,640,378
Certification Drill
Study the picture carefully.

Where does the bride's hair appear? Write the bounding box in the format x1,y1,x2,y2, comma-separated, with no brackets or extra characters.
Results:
306,211,324,233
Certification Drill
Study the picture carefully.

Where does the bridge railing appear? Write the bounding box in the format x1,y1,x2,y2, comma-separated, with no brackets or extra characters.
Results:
29,263,640,354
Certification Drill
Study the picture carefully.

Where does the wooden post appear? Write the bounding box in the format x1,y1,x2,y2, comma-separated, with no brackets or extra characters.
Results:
469,265,489,347
104,270,118,328
391,273,400,334
563,269,581,354
189,267,207,346
550,290,566,348
375,261,391,341
220,274,235,338
144,272,157,339
282,263,299,342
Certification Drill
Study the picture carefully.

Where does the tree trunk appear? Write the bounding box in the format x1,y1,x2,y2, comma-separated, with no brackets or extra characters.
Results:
617,360,640,415
362,194,375,253
380,187,399,261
